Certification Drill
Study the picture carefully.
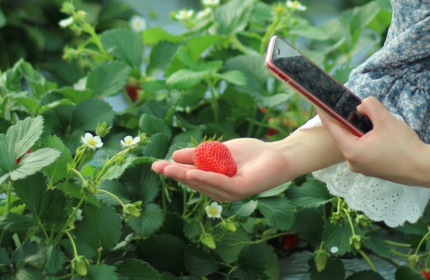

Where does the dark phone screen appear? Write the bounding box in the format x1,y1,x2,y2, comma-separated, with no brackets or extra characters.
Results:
272,38,373,134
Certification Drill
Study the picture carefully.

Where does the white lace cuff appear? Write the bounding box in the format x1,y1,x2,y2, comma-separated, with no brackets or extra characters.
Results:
298,115,430,227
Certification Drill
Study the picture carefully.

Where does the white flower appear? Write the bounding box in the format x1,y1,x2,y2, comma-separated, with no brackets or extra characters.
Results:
330,246,339,254
202,0,220,6
205,202,223,218
130,15,147,32
121,135,141,148
175,9,194,20
59,16,74,28
196,8,212,19
286,0,307,11
81,133,103,149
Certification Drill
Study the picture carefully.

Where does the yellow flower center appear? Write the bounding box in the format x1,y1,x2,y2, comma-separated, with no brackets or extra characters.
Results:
125,138,134,145
208,206,219,216
292,1,299,8
87,138,97,146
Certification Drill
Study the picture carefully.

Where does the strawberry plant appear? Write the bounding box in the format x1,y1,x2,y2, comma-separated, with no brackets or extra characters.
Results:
0,0,429,279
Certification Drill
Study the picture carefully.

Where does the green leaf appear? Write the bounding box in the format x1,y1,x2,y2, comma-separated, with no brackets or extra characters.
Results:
171,129,202,145
59,238,95,259
293,209,324,247
256,93,294,108
333,65,355,85
184,245,221,277
257,197,295,231
0,247,10,265
365,231,391,259
43,136,72,185
0,212,35,231
86,61,131,97
214,229,251,264
185,35,222,61
38,98,75,115
225,55,270,96
144,133,170,159
143,27,183,46
115,259,162,280
233,200,258,217
128,203,164,236
101,28,143,67
233,244,268,280
166,69,208,90
2,266,43,280
308,257,345,280
147,42,181,76
0,116,44,173
86,265,118,280
38,188,69,227
71,98,114,131
215,71,247,86
215,0,254,35
139,114,172,139
59,182,100,207
286,179,334,208
0,7,6,28
136,234,186,274
10,148,61,181
346,270,385,280
323,219,358,256
13,173,46,215
395,266,425,280
257,182,291,198
13,95,40,116
43,244,65,274
74,203,122,257
12,241,45,268
184,221,203,240
57,87,93,103
263,245,280,280
121,163,160,205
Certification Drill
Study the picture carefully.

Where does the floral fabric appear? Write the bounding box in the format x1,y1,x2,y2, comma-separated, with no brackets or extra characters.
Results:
345,0,430,142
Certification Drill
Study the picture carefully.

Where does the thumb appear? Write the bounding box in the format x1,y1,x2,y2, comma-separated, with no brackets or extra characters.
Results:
357,96,391,127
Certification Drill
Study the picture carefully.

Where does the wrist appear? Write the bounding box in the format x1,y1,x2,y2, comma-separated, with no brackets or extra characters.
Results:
415,141,430,188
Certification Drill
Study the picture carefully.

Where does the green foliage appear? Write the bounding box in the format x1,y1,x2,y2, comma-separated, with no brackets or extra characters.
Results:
0,0,423,279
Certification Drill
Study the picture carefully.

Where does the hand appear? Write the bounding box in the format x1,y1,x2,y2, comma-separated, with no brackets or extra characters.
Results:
151,138,292,201
318,96,430,186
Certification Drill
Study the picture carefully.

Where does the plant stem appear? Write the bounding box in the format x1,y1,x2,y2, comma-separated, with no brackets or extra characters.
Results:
358,249,376,271
209,83,219,124
415,229,430,255
97,189,125,207
64,231,78,258
70,168,86,184
253,230,294,244
385,240,412,248
255,108,271,139
343,208,356,236
199,221,206,234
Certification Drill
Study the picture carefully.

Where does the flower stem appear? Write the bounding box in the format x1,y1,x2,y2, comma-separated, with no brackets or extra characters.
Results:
64,231,79,258
97,189,126,207
385,240,412,248
358,249,376,271
343,208,356,236
253,230,294,244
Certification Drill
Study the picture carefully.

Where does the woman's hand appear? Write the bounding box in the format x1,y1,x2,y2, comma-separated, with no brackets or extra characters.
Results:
151,138,292,201
319,96,430,187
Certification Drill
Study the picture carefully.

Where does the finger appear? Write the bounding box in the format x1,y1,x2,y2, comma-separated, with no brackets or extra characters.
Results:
357,97,392,126
172,148,195,164
151,160,197,174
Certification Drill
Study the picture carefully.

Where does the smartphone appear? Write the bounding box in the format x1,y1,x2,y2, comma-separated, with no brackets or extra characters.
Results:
265,35,373,137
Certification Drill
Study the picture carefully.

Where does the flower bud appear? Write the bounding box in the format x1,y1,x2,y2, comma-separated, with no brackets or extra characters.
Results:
222,220,237,232
63,46,79,60
124,202,142,218
349,235,361,251
313,249,329,272
83,181,97,195
355,214,371,228
71,256,89,276
408,255,419,269
96,122,111,137
201,234,216,249
61,2,75,14
73,10,86,23
115,154,125,166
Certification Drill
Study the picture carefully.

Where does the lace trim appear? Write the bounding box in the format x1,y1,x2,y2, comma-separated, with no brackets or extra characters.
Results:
298,115,430,227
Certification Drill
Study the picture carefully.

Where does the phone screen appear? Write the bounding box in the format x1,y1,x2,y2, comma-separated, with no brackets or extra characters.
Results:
272,38,373,134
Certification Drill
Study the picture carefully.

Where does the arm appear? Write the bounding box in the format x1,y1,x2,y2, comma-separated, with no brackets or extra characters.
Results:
318,96,430,187
151,125,344,201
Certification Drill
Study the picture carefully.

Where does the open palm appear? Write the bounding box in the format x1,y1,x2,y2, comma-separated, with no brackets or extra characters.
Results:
151,138,291,201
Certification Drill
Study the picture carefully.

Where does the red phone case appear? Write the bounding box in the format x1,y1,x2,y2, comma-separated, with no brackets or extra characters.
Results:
265,36,365,137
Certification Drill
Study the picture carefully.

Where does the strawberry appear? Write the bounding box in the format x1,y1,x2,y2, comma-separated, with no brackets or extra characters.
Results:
193,140,237,177
125,77,142,102
421,270,430,280
16,149,33,164
281,234,300,251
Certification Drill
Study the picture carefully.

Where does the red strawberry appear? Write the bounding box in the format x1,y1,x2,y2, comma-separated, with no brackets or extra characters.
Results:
125,77,142,102
281,234,300,251
421,270,430,280
194,140,237,177
17,149,33,164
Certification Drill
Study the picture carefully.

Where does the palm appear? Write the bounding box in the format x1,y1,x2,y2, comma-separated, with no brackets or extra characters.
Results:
152,138,291,201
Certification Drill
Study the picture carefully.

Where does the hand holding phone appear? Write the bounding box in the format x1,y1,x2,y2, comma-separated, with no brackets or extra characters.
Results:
265,35,373,136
